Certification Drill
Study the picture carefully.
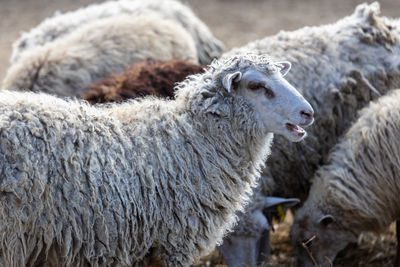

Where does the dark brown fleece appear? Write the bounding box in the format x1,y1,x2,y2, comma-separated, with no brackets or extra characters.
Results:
81,58,204,104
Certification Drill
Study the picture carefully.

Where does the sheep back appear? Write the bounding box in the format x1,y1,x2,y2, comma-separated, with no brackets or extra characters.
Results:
11,0,224,65
227,2,400,201
3,14,198,98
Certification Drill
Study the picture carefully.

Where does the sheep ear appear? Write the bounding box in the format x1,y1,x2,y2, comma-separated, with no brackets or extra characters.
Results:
262,197,300,222
262,197,300,209
317,214,335,226
222,71,242,92
276,61,291,77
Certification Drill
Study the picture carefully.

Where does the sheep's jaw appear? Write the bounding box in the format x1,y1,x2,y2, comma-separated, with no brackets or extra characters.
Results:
285,123,306,139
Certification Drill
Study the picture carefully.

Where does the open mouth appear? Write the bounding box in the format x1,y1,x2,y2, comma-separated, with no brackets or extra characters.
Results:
286,123,306,137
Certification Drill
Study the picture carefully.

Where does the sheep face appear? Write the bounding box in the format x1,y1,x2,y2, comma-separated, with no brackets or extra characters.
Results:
290,210,357,267
218,233,259,267
218,197,299,267
224,64,314,142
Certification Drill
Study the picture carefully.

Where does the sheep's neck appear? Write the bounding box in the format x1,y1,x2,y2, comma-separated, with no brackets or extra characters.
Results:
106,91,272,186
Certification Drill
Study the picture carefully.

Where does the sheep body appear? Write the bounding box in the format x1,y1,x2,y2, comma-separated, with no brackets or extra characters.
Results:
0,54,311,266
263,0,400,213
220,3,400,265
3,14,197,98
82,58,204,104
226,2,400,202
290,88,400,266
11,0,224,65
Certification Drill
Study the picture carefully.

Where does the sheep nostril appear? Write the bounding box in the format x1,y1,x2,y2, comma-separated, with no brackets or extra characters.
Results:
300,110,314,120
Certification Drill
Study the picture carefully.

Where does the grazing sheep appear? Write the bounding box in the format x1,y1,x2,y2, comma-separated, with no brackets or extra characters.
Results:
0,54,313,266
219,2,400,265
218,193,299,267
290,89,400,267
11,0,224,65
3,14,198,98
82,58,205,104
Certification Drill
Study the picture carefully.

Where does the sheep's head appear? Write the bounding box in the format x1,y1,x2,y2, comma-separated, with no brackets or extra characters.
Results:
290,204,358,267
218,197,300,267
221,55,314,142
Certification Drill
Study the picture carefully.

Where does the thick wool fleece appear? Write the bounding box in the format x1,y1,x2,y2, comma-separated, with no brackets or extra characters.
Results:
10,0,224,65
3,14,197,98
82,58,204,104
219,2,400,263
225,1,400,206
299,88,400,236
0,55,277,266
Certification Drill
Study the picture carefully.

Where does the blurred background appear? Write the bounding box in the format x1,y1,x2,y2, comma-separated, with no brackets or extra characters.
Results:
1,0,400,81
1,1,400,266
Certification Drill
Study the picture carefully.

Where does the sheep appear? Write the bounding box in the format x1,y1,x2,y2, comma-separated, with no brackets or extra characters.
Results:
217,192,299,267
0,54,314,266
289,88,400,267
10,0,224,65
81,58,205,104
219,2,400,265
2,13,198,98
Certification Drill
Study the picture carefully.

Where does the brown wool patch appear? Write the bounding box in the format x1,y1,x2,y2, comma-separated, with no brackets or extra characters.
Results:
82,58,205,104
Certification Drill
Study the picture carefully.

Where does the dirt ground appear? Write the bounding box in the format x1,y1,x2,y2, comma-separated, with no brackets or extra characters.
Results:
1,0,400,266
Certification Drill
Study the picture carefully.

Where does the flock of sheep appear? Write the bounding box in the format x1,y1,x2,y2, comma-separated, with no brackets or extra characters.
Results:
0,0,400,266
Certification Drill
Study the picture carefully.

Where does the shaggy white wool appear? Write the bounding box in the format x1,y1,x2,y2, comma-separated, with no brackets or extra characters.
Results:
291,89,400,266
0,54,295,266
219,2,400,265
10,0,224,65
3,14,197,98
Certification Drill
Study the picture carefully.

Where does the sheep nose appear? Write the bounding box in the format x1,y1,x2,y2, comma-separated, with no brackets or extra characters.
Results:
300,109,314,126
300,109,313,119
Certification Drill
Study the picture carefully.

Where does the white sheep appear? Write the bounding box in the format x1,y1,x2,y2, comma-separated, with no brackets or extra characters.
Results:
10,0,224,65
3,13,198,98
217,193,299,267
219,2,400,265
0,54,313,266
290,88,400,267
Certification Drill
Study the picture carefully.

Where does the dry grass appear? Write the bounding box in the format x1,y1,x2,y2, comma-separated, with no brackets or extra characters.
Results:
334,227,396,267
195,211,397,267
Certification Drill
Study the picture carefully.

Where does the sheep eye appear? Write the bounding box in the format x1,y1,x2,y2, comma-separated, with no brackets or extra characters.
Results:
265,87,275,99
247,82,264,90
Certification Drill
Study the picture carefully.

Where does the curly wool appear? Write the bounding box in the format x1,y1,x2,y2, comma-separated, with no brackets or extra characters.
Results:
225,0,400,211
0,55,278,266
220,2,400,263
3,14,197,98
10,0,224,65
298,88,400,236
82,58,205,104
263,1,400,203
